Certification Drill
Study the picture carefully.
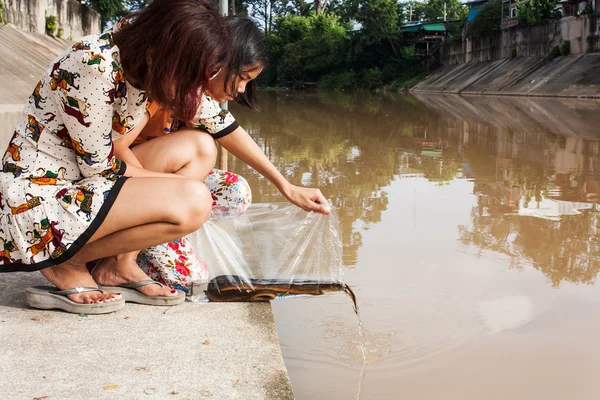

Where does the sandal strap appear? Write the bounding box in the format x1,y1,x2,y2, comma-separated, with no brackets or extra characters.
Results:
50,287,105,296
117,280,165,289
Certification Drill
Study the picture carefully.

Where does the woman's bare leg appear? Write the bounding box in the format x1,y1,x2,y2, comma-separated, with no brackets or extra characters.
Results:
93,129,217,287
132,128,217,180
40,176,212,303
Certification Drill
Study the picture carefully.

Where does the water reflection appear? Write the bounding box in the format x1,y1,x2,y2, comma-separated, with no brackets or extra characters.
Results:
231,92,600,399
232,92,600,287
231,91,464,265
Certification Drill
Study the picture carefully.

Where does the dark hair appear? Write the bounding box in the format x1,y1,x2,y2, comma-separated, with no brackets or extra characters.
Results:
224,16,267,110
113,0,230,122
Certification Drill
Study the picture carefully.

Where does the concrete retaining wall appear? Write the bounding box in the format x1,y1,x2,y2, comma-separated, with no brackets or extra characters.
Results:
3,0,100,38
441,14,600,64
414,54,600,97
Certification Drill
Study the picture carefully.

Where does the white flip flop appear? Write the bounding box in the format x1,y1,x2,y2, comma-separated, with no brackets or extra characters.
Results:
26,286,125,314
101,280,185,306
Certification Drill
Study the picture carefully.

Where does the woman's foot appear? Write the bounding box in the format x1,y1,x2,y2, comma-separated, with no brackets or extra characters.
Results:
40,262,119,304
91,253,179,298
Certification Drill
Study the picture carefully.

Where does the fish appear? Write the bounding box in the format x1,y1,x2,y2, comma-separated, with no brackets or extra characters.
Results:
204,274,357,308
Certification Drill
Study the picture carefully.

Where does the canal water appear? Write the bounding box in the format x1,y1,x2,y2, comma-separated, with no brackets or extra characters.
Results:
230,92,600,400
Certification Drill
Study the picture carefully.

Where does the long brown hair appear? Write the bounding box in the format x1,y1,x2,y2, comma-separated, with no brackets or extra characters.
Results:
224,16,267,110
113,0,231,122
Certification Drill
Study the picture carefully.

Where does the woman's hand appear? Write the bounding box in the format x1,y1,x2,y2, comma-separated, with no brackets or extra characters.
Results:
282,184,330,215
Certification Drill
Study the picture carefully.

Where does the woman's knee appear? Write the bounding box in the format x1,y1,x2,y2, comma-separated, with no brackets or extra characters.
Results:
169,180,212,232
193,131,218,169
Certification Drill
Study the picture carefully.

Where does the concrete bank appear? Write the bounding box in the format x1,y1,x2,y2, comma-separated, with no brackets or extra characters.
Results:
0,22,294,400
0,272,294,399
413,54,600,98
0,25,71,104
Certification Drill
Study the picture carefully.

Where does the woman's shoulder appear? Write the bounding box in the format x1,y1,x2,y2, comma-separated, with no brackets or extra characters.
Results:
44,31,121,88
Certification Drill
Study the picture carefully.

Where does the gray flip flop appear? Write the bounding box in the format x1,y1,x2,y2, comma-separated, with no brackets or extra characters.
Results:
101,280,185,306
26,286,125,314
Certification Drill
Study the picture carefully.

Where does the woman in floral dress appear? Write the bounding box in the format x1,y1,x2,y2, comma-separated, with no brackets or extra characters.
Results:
0,0,231,313
97,16,330,295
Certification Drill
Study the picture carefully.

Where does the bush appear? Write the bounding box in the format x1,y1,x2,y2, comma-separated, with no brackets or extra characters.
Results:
510,47,517,58
57,27,64,39
361,68,383,89
0,2,7,25
319,71,358,90
45,15,58,35
561,40,570,56
548,45,561,59
388,72,429,91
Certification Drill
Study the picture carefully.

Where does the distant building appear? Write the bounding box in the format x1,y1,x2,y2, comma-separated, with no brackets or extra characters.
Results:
560,0,597,17
501,0,519,28
500,0,594,26
400,22,448,59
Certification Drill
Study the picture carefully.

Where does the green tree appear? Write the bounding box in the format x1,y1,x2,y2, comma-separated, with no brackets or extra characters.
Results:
86,0,127,30
246,0,288,32
423,0,467,22
516,0,561,24
122,0,150,12
354,0,399,46
287,0,313,15
398,1,427,23
467,0,502,38
269,13,348,83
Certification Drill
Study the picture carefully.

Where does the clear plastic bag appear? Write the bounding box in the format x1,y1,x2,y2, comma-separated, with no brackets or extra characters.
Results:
185,203,345,302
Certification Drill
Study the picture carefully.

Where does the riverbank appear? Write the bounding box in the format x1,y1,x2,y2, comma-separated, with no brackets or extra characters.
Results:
412,54,600,98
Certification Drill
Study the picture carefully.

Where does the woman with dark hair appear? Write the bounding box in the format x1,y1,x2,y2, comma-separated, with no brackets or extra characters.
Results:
93,16,330,294
0,0,232,313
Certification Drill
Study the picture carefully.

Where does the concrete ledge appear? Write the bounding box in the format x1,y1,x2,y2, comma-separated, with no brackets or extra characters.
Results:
413,55,600,98
0,272,294,399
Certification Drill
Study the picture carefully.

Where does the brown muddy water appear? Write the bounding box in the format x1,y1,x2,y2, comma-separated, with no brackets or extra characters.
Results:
230,92,600,400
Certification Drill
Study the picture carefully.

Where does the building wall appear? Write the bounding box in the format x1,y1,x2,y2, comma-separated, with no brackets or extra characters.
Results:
441,13,600,64
3,0,100,38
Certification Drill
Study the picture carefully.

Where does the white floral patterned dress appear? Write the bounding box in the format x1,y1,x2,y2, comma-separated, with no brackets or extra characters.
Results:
0,32,145,272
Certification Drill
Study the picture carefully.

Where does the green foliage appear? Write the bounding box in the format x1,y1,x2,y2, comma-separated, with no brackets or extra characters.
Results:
510,47,517,58
387,71,428,90
361,67,383,89
423,0,468,22
57,27,64,39
548,45,561,59
467,0,502,38
0,2,7,25
561,40,570,55
269,13,349,84
45,15,58,35
256,0,458,90
516,0,561,24
354,0,398,46
398,1,426,24
319,70,358,90
85,0,127,30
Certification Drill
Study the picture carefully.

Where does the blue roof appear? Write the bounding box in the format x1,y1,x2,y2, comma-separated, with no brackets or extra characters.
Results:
467,7,482,22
